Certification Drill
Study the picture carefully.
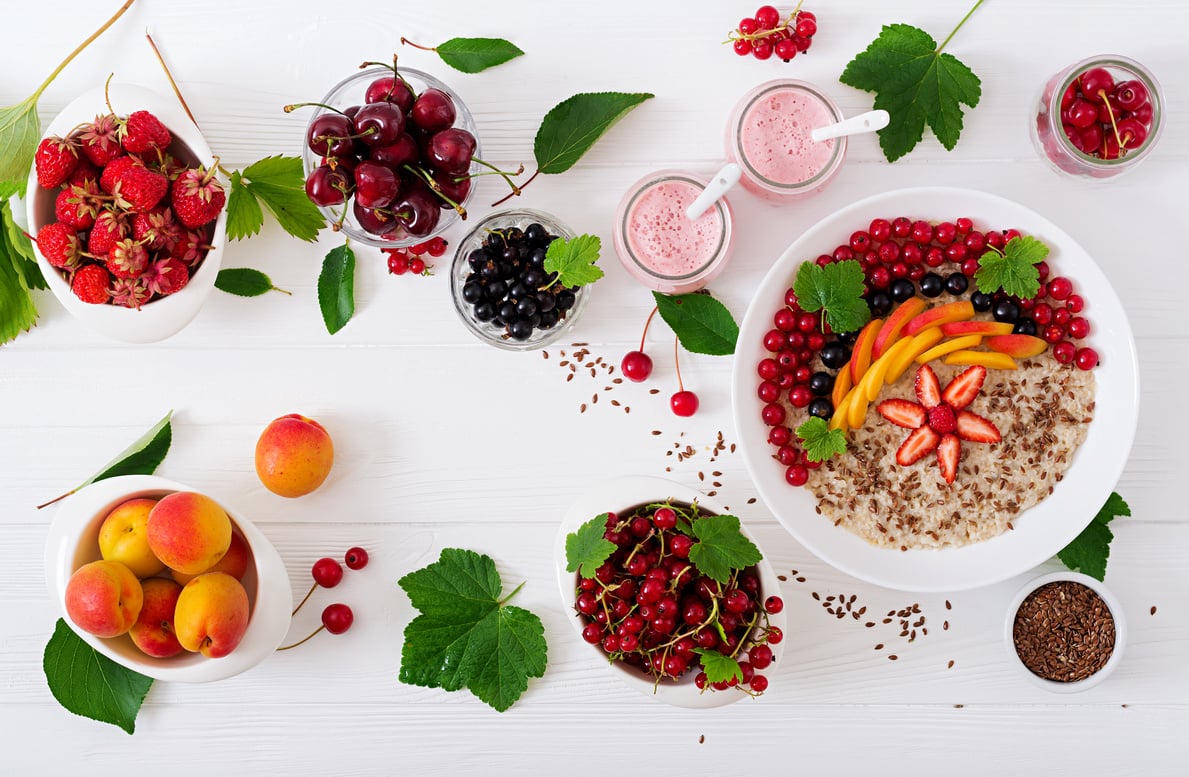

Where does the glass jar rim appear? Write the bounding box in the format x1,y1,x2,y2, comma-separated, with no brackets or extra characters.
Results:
732,80,845,192
617,172,732,283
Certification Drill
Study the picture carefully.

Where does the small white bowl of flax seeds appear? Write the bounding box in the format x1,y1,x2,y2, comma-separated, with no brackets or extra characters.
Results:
1005,571,1126,692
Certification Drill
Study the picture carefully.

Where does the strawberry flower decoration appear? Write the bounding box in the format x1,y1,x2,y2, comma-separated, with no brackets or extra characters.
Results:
876,364,1001,484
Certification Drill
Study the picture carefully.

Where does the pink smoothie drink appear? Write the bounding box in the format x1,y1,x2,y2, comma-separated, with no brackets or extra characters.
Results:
613,171,734,294
727,80,846,202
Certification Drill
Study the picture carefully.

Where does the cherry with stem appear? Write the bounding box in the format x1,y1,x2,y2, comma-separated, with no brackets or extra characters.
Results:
670,336,699,417
622,305,658,382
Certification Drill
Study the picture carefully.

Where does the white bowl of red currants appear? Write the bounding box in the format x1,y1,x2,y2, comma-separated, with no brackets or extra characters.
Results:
298,64,479,248
556,476,787,708
25,83,228,343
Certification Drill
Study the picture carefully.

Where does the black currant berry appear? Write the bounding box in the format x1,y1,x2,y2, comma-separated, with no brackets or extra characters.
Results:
807,398,833,419
889,279,916,303
819,342,851,370
970,291,993,312
992,299,1020,323
919,273,944,298
808,371,833,396
944,272,969,295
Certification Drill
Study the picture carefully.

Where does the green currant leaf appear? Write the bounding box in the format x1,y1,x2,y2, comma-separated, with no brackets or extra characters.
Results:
792,259,870,334
652,291,739,356
43,619,153,735
543,234,603,288
975,235,1049,298
433,37,524,74
1056,492,1130,582
534,92,653,175
692,648,742,685
318,243,355,335
687,514,762,584
796,417,848,462
565,514,616,579
215,267,289,297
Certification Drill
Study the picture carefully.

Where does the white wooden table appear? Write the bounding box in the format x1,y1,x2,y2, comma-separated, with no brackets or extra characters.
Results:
3,1,1186,772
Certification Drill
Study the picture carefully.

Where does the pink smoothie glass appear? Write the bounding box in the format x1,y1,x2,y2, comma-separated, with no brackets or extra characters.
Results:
726,79,846,202
612,170,734,294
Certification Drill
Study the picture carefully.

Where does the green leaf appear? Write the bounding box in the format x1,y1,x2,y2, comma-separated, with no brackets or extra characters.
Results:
230,156,325,242
0,97,40,198
0,201,40,344
43,619,153,735
975,236,1049,298
1057,492,1130,582
565,514,616,579
839,21,982,162
434,37,524,74
318,243,355,334
792,260,871,334
226,170,264,241
398,548,547,712
652,291,739,356
215,267,288,297
692,648,742,685
543,234,603,288
688,514,763,584
3,207,46,290
796,417,848,462
534,92,653,175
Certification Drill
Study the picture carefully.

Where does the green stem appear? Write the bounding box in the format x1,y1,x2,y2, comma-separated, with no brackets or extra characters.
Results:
32,0,137,100
937,0,985,54
499,580,527,606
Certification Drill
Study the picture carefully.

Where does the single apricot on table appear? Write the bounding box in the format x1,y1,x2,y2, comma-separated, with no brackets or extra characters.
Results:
254,414,335,498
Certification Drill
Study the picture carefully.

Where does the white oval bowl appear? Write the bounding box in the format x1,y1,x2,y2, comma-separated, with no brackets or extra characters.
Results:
45,475,292,683
25,84,227,343
555,476,787,708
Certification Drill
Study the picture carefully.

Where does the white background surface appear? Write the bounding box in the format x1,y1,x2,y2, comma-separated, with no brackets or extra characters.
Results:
2,0,1186,773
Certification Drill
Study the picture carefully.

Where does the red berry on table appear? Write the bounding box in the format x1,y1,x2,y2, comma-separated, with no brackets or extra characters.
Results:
344,547,369,570
35,135,79,188
764,595,784,614
409,257,426,275
1053,341,1076,364
425,236,447,257
754,5,780,29
70,263,111,305
752,40,773,60
621,350,653,382
671,390,698,417
733,39,753,56
321,603,354,635
312,557,344,588
775,39,798,61
1074,347,1099,370
387,251,409,275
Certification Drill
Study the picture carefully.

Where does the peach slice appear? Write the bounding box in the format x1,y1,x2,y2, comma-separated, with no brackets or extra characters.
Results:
985,334,1048,358
944,350,1018,370
902,299,975,337
831,362,853,409
871,298,925,360
848,318,884,385
884,327,945,387
914,334,983,365
861,337,915,401
829,389,854,433
847,386,871,430
939,320,1015,337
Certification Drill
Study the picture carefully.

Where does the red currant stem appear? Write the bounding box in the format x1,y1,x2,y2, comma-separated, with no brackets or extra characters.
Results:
936,0,985,54
473,157,524,195
282,101,347,116
724,0,805,44
402,164,467,218
291,582,318,616
276,624,325,651
490,169,537,207
673,335,685,392
639,305,658,352
30,0,135,101
498,580,527,606
399,37,438,53
145,31,201,129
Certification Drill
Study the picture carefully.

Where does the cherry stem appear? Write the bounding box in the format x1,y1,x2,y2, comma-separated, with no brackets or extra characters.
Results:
283,101,346,116
399,37,437,53
473,158,524,195
491,169,538,207
402,164,467,218
145,31,200,129
30,0,136,101
639,305,658,352
1098,89,1126,154
360,57,416,95
291,582,317,616
276,624,325,651
673,335,684,392
937,0,985,54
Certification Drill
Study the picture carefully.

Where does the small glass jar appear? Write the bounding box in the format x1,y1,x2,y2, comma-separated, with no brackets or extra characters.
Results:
1031,55,1164,180
450,209,589,351
725,79,846,202
299,66,479,247
612,170,734,295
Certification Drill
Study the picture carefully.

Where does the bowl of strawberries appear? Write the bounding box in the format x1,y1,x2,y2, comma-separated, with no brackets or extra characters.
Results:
25,82,228,343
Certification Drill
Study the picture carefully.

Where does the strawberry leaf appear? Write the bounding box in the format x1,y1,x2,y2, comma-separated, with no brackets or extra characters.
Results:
0,97,41,199
796,417,847,462
543,234,603,288
652,291,739,356
229,156,325,242
975,235,1049,298
692,648,743,685
565,513,616,579
398,548,547,712
0,201,40,344
839,17,982,162
215,267,289,297
792,259,870,334
43,619,153,735
226,170,264,240
318,243,355,334
688,514,762,584
432,37,524,74
3,206,45,291
534,92,653,175
1057,492,1130,582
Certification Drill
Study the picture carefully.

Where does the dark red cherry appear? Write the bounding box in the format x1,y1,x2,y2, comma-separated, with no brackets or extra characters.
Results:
370,133,420,171
410,88,457,133
426,128,477,175
365,76,415,112
392,188,441,237
352,199,397,236
307,114,354,157
352,102,405,147
305,164,353,207
353,161,400,209
431,171,472,208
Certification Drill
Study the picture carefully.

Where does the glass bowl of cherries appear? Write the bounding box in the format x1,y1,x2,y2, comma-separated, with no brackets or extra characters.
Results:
296,62,480,247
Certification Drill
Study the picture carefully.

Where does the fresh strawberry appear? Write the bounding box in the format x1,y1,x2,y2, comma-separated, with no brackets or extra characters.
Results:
143,257,190,296
877,398,925,429
36,222,82,269
106,238,150,279
926,404,957,434
914,364,942,408
895,425,941,466
941,365,987,409
110,277,151,309
67,159,102,188
55,184,100,230
955,410,1001,444
78,114,122,167
34,135,79,188
120,110,171,154
113,166,169,212
171,166,226,228
87,210,128,256
170,229,210,265
100,155,138,193
132,207,182,252
936,434,961,484
70,263,112,304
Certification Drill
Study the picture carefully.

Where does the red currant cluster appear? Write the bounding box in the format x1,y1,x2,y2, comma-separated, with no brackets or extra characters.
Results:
1062,67,1153,160
574,502,782,696
621,307,699,417
727,4,817,62
384,235,447,276
278,546,368,650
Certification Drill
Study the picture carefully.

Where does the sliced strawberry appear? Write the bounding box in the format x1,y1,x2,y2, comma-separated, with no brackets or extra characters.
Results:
926,404,957,434
896,425,941,466
956,410,1001,443
914,364,942,408
877,398,925,429
936,434,961,484
942,365,987,409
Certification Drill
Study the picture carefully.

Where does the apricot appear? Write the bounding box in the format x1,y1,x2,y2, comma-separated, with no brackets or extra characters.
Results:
64,560,143,639
986,334,1048,359
939,320,1015,337
254,414,335,498
914,334,983,365
871,298,925,359
97,497,165,578
174,573,251,658
147,492,232,575
171,530,252,585
902,299,975,337
129,578,184,658
848,318,884,385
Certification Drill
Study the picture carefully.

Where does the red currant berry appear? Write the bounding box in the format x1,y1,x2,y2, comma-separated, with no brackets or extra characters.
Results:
1067,317,1091,339
789,384,812,408
758,381,780,403
312,557,344,588
754,5,780,29
764,595,784,614
671,533,694,559
733,39,752,56
934,222,956,245
409,257,426,275
581,623,603,644
869,219,892,242
774,307,797,332
387,253,409,275
763,329,785,352
774,39,798,61
766,626,784,644
761,402,787,427
1074,347,1099,370
749,674,769,692
795,16,817,37
724,589,752,614
1048,277,1073,301
892,217,912,238
425,236,447,257
752,40,773,60
621,350,653,382
671,390,699,417
776,445,799,466
749,643,774,669
768,425,792,446
321,603,354,635
1054,308,1072,326
1065,294,1085,313
1043,325,1065,344
960,258,980,277
1053,341,1076,364
785,463,809,487
344,547,369,570
757,358,779,381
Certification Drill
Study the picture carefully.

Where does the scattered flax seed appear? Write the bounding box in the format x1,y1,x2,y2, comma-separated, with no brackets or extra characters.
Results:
625,407,631,414
796,577,805,582
948,660,955,669
698,472,705,481
580,404,587,413
945,600,952,610
1151,606,1157,616
778,575,788,581
649,389,660,395
874,643,884,650
652,430,662,435
943,621,949,630
747,498,757,504
954,704,964,708
566,374,574,382
592,393,598,404
611,400,621,406
707,490,718,497
812,592,821,601
730,444,737,453
613,378,623,384
560,359,570,367
888,655,898,661
542,351,549,359
865,622,875,627
699,735,705,744
712,471,722,477
712,481,722,488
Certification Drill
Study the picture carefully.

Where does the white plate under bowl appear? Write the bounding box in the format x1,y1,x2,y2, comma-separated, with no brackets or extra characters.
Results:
555,475,787,708
731,187,1139,592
